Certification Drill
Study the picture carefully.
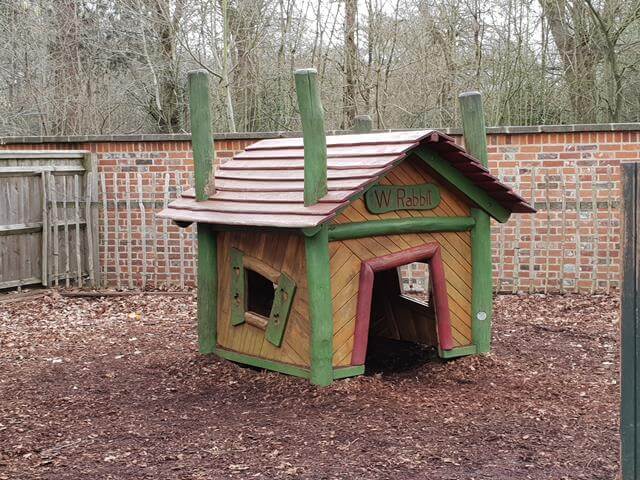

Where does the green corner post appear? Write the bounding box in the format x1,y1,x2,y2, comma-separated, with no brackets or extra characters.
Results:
459,91,492,354
294,69,328,206
353,114,372,133
295,68,333,386
189,69,217,354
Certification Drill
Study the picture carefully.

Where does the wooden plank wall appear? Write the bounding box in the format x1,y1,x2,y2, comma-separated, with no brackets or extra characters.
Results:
329,156,473,367
0,151,98,290
369,268,438,345
216,230,311,367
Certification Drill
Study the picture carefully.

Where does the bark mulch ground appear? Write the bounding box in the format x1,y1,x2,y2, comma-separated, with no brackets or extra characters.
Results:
0,291,619,479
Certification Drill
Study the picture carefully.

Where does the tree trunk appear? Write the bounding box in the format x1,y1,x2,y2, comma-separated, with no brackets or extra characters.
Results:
539,0,600,122
343,0,357,129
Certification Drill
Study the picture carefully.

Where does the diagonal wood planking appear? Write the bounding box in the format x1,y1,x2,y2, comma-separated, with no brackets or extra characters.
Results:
216,230,311,367
329,156,474,366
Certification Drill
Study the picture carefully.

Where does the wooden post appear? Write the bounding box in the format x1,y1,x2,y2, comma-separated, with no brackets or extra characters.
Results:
189,69,216,201
305,225,333,386
197,223,217,354
459,91,493,354
188,69,217,354
294,68,327,206
621,162,640,479
353,115,372,133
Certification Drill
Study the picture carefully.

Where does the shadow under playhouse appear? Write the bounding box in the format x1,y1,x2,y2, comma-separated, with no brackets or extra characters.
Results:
159,69,535,386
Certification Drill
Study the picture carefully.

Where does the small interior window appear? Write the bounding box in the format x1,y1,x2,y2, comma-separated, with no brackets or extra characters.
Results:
397,262,431,305
246,269,276,317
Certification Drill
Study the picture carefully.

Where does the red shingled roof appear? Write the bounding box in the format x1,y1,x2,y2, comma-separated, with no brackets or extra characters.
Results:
158,130,535,228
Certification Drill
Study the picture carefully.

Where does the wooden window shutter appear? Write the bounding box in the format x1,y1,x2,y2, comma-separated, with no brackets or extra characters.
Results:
230,248,246,326
265,273,296,347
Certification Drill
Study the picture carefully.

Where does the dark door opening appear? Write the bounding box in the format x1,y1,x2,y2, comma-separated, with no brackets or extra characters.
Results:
365,264,439,373
352,243,454,372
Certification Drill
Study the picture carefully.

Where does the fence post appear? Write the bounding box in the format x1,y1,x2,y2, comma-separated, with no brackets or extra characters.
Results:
621,162,640,479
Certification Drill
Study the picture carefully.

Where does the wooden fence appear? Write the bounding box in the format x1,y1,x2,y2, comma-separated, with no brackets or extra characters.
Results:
0,151,99,290
98,165,619,294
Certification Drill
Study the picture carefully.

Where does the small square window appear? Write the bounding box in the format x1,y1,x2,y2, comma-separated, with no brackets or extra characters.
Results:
246,269,276,318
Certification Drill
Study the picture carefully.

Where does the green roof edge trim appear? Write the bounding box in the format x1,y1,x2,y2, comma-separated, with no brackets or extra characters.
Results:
415,148,512,223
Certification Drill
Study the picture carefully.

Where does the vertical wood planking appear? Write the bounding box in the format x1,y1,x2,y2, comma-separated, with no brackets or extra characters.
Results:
40,172,48,286
74,174,82,287
137,172,147,289
84,172,95,286
49,173,59,286
63,176,70,287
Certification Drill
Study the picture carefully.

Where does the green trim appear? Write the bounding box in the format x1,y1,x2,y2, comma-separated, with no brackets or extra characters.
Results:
471,209,493,353
328,216,475,241
459,93,493,354
215,347,311,379
187,70,215,202
438,345,478,358
333,365,365,379
294,69,327,206
302,225,322,237
439,345,478,359
415,149,511,223
215,347,366,382
196,224,217,354
265,273,297,347
230,248,245,326
305,225,334,386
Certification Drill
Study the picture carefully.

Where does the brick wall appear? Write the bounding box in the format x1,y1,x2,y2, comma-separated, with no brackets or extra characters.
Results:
1,124,635,293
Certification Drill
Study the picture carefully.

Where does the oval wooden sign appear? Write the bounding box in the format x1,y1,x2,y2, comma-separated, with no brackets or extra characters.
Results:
365,183,441,214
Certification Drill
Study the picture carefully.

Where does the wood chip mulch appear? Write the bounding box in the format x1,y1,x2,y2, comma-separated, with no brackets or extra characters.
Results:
0,291,619,479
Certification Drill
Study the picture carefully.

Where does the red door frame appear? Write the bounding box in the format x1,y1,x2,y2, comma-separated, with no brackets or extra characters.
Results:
351,243,455,365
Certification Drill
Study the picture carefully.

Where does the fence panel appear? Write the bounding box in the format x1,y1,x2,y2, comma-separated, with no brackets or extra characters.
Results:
0,151,99,290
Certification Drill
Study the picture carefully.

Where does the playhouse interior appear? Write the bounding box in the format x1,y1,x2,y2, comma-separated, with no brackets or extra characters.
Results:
365,263,439,371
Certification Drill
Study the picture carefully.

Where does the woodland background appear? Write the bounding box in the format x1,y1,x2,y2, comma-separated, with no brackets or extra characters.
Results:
0,0,639,137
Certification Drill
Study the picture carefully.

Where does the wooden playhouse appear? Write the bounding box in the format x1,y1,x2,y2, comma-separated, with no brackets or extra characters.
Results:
159,69,535,386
